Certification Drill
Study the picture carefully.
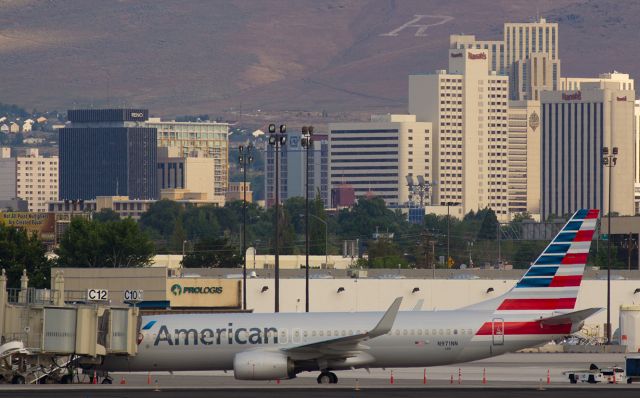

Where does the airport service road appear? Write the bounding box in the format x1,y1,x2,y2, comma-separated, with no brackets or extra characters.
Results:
110,352,631,386
1,387,640,398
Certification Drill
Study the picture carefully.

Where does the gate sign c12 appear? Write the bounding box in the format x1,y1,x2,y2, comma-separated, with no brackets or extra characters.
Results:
124,290,144,302
87,289,109,301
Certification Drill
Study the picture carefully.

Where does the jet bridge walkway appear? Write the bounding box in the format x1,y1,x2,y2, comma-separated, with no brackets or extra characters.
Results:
0,270,139,384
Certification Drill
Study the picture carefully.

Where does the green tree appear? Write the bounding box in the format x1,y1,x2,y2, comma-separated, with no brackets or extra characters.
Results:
100,219,155,267
56,218,154,267
0,224,51,288
366,238,406,268
182,237,242,268
55,217,103,267
93,208,120,223
139,199,184,240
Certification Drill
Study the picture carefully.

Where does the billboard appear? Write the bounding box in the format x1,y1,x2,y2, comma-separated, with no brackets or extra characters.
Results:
0,212,56,242
166,278,240,308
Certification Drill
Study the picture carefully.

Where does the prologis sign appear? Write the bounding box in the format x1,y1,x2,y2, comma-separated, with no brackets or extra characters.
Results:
166,279,240,308
170,284,223,296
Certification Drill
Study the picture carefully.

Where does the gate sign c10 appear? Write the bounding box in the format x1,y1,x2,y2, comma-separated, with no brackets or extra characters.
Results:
124,290,144,302
87,289,108,301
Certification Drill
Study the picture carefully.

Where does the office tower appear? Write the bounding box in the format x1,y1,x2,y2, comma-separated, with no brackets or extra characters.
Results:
328,115,433,208
59,109,157,200
16,148,59,212
265,132,329,207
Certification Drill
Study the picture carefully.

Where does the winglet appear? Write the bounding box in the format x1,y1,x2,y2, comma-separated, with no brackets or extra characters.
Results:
412,299,424,311
368,297,402,338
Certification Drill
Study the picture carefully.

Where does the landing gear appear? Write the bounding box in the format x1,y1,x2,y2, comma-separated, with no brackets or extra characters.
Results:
317,371,338,384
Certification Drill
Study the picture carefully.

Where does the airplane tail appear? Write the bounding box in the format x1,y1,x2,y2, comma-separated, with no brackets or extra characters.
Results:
492,209,599,314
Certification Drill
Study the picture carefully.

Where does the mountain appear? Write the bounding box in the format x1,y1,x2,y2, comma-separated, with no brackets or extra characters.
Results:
0,0,636,117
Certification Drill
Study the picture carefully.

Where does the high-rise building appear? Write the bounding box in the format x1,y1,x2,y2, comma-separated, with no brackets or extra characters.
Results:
540,84,635,218
507,100,541,215
16,148,59,212
451,18,560,101
265,132,329,207
0,147,16,202
504,18,560,100
409,48,510,220
559,71,634,91
59,109,158,200
328,115,433,208
146,118,229,197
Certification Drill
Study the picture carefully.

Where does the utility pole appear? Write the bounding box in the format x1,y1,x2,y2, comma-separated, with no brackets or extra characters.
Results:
238,144,253,311
602,146,618,344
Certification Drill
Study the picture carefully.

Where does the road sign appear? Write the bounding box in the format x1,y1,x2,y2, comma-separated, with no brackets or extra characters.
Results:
124,290,144,302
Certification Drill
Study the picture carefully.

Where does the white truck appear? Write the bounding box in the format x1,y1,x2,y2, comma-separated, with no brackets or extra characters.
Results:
564,363,625,384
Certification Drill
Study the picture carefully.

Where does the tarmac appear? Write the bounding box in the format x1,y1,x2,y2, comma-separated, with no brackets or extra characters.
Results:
0,353,638,397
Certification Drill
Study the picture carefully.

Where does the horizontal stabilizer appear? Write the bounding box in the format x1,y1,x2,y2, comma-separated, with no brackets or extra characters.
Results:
540,307,603,326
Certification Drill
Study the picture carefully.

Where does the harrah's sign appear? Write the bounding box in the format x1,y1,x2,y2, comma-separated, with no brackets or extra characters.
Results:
562,91,582,101
468,52,487,60
450,52,463,58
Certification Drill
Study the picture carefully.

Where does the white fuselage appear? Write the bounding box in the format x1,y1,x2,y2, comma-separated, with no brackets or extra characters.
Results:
101,309,564,373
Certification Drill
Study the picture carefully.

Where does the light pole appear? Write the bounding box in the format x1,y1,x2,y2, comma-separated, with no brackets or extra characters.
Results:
310,214,328,270
301,125,314,312
268,124,287,312
602,146,618,344
238,144,253,311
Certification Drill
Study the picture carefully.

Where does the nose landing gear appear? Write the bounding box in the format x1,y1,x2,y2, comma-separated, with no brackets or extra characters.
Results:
317,371,338,384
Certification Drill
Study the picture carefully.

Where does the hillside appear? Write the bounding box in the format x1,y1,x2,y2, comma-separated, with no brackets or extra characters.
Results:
0,0,636,117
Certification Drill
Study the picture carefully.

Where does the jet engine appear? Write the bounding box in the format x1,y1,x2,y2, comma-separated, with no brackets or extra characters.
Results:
233,351,296,380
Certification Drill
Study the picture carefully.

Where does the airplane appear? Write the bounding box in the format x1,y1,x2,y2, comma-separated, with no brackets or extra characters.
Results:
100,208,601,384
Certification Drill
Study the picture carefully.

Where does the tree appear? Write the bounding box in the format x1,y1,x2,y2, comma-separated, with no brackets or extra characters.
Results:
55,217,103,267
139,200,184,240
0,224,51,288
366,237,406,268
93,209,120,223
99,219,155,267
182,237,242,268
56,218,154,267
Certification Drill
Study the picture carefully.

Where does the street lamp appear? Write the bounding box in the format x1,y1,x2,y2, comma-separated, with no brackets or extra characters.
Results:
301,125,314,312
238,144,254,311
602,146,618,344
268,123,287,312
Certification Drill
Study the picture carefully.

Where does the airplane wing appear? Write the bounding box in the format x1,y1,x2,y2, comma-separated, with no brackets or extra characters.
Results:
282,297,402,359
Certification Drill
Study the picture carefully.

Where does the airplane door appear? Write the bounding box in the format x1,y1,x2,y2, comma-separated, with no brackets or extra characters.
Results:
492,318,504,345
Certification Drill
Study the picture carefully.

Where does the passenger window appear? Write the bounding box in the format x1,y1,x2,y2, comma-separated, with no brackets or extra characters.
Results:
410,329,415,335
312,330,316,337
453,329,458,335
319,331,324,337
348,330,353,335
341,330,346,336
395,330,400,336
432,329,437,335
403,330,408,336
303,330,308,337
439,329,444,335
334,330,339,336
417,329,423,336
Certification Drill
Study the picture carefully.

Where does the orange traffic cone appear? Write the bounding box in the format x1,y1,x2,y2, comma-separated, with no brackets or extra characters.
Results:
276,378,280,384
546,369,550,384
93,370,98,384
120,376,126,384
423,368,427,384
147,372,151,385
390,370,394,384
450,374,454,384
482,368,487,384
458,368,462,384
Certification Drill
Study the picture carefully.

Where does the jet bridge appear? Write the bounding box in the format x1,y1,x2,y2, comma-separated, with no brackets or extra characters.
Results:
0,269,139,384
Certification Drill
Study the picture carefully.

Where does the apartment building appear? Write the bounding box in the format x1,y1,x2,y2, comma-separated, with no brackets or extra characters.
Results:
16,149,58,212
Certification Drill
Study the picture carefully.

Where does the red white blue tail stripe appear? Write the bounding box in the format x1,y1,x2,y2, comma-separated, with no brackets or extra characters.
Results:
496,209,598,312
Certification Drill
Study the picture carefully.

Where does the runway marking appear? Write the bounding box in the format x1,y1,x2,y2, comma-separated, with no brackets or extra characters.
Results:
380,15,454,37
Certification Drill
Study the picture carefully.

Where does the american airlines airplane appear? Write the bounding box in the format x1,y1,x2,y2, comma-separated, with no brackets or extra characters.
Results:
101,209,601,384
